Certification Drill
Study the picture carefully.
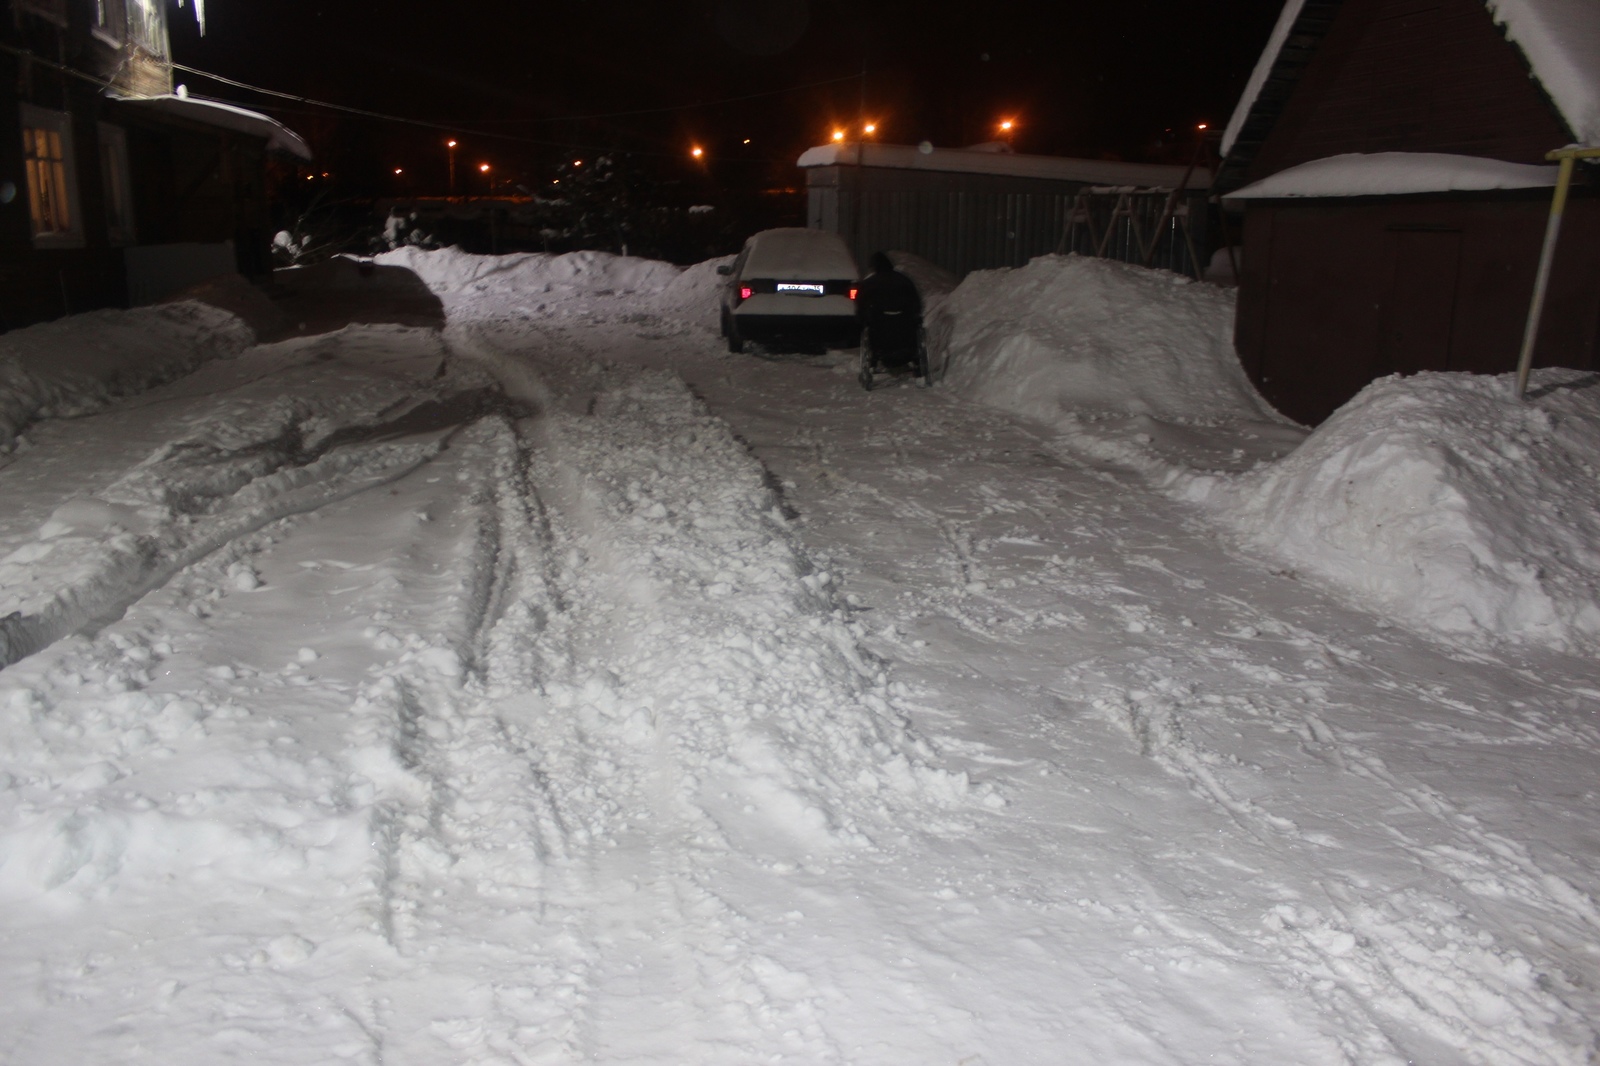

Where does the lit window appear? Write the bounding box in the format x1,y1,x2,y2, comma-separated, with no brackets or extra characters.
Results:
19,105,82,247
98,123,135,244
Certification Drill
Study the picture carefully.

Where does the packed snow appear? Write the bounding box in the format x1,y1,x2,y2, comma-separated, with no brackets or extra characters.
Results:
1222,152,1562,199
2,244,1598,1065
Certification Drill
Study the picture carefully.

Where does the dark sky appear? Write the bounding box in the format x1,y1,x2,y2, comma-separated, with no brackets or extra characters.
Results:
169,0,1285,195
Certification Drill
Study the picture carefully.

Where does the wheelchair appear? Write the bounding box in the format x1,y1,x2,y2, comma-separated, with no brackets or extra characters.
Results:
857,310,930,391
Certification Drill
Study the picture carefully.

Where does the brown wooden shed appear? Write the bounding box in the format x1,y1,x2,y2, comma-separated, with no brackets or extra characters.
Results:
1215,0,1600,425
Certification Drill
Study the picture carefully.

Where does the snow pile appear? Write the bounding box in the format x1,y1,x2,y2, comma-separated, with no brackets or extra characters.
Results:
931,254,1279,424
1192,369,1600,653
0,302,253,453
646,253,733,320
376,246,682,305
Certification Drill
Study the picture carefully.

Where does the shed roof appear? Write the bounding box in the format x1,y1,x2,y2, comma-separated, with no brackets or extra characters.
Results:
111,94,313,160
1222,151,1561,199
1221,0,1600,171
797,143,1207,190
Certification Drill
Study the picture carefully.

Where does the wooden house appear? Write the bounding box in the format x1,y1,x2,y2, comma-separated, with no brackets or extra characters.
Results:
1215,0,1600,424
2,0,309,331
799,142,1212,279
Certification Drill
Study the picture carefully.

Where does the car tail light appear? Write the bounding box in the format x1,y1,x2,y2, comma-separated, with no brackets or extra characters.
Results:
848,287,858,300
740,286,753,301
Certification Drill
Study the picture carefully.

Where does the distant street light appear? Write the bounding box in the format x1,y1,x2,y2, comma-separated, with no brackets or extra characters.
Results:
863,122,877,136
393,167,403,175
690,145,704,160
831,129,846,143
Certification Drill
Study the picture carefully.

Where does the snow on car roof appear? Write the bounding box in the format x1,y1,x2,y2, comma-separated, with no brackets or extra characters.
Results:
742,228,859,278
1221,152,1562,199
1224,0,1600,155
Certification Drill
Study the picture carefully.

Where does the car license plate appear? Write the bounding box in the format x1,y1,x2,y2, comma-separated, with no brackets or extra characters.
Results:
776,282,825,296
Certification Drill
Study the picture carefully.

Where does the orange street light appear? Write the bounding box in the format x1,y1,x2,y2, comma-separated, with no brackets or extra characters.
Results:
863,122,877,135
479,163,490,173
573,159,583,167
1197,123,1209,131
999,119,1016,133
393,167,403,175
690,145,704,159
831,128,846,142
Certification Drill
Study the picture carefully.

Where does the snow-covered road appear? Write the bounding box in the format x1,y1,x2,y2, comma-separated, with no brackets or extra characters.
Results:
2,256,1597,1065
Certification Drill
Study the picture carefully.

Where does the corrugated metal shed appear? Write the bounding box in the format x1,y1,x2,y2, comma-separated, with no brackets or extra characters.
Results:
798,143,1211,278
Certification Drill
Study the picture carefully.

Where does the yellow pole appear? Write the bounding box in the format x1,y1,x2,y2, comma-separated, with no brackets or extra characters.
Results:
1516,146,1600,399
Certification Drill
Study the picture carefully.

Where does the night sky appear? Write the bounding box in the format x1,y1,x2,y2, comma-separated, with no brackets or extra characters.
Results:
170,0,1285,199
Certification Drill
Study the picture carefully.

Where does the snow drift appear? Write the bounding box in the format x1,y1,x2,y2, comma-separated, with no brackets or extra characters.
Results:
1190,370,1600,654
930,255,1279,424
0,302,253,453
376,246,683,304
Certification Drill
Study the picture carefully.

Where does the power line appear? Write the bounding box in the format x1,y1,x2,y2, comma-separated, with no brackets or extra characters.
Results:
171,60,863,137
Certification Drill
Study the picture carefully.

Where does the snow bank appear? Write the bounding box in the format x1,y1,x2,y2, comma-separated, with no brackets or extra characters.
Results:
0,302,254,453
376,246,682,303
931,255,1279,424
1192,369,1600,653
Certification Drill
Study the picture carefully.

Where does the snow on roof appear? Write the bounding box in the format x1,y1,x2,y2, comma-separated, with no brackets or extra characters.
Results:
1220,0,1310,158
1222,151,1561,199
1487,0,1600,147
112,94,312,160
1224,0,1600,156
797,143,1208,190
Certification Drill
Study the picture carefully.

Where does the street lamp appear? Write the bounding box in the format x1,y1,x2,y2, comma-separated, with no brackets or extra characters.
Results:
446,139,457,196
863,122,877,136
831,128,846,143
690,145,704,160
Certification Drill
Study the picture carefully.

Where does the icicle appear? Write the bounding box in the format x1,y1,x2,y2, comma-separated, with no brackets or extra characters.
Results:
175,0,206,35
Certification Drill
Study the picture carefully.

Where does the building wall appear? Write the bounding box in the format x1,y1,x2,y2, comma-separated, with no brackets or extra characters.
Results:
1235,192,1600,425
806,164,1208,278
3,1,274,330
1248,0,1570,179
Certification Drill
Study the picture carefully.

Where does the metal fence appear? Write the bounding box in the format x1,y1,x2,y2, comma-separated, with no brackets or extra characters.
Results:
806,165,1208,278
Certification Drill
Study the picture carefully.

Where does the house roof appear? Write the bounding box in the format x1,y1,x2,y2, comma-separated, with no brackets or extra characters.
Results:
797,143,1208,190
1222,151,1561,199
111,94,312,160
1218,0,1600,191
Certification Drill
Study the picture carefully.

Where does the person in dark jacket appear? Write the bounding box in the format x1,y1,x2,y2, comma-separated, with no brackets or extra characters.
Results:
857,252,924,377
